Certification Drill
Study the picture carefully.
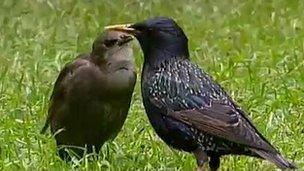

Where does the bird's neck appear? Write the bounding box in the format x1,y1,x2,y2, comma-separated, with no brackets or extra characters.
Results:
143,38,189,68
90,53,106,65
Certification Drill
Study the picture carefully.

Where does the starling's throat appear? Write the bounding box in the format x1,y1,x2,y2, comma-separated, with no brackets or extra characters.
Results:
143,38,189,67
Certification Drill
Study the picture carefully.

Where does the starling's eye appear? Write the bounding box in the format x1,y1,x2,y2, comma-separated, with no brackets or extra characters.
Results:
104,39,118,48
132,24,150,32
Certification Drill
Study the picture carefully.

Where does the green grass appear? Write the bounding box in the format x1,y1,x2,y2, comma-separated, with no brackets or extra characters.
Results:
0,0,303,170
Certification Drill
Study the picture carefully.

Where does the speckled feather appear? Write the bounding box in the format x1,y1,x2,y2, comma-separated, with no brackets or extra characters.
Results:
143,57,276,154
131,17,295,170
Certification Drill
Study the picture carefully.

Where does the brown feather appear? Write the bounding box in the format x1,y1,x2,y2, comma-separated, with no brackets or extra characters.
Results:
166,101,277,153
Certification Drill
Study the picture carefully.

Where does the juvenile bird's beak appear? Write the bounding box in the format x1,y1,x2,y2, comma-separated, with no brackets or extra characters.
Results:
104,24,139,36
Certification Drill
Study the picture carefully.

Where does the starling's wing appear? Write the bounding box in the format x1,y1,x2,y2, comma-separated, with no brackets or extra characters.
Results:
40,56,88,134
168,103,276,152
146,59,276,152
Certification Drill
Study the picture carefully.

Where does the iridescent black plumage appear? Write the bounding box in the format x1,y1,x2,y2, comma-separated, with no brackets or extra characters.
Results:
109,17,296,170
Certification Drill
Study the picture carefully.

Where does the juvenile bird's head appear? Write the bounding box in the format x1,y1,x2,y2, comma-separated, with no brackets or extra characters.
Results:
92,30,134,60
91,30,136,93
105,17,189,65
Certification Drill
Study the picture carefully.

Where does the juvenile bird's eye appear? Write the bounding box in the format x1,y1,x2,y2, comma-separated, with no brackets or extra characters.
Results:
104,39,118,47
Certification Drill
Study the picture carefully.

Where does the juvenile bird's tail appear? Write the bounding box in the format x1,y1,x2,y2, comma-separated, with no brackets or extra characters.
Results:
251,148,296,170
40,118,50,134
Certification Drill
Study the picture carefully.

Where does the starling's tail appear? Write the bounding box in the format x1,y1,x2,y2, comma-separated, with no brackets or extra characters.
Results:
250,148,296,170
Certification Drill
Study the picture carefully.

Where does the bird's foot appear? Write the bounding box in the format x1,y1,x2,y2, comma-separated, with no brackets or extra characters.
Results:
194,148,209,171
196,163,208,171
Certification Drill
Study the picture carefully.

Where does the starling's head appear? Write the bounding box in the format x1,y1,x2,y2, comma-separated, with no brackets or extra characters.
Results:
129,17,187,49
92,30,134,58
105,17,189,64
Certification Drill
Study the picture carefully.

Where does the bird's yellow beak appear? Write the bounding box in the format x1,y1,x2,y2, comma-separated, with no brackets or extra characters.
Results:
104,24,138,36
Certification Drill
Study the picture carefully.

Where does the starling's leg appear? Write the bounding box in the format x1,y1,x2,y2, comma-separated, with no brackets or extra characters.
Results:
209,155,220,171
90,145,101,160
94,145,101,154
58,147,71,161
193,148,209,171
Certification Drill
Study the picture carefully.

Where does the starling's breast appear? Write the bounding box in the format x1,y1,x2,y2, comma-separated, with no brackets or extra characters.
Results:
142,91,198,152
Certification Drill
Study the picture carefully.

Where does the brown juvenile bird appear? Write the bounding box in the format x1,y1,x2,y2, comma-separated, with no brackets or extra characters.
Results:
41,30,136,160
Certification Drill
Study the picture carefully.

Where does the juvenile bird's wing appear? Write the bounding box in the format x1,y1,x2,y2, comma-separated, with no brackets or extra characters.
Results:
145,59,276,152
40,55,89,134
40,66,70,134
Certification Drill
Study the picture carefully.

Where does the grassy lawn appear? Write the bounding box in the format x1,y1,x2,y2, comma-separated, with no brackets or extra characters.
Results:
0,0,303,170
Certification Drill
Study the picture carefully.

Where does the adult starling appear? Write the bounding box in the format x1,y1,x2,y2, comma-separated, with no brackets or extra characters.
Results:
106,17,296,170
41,30,136,160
